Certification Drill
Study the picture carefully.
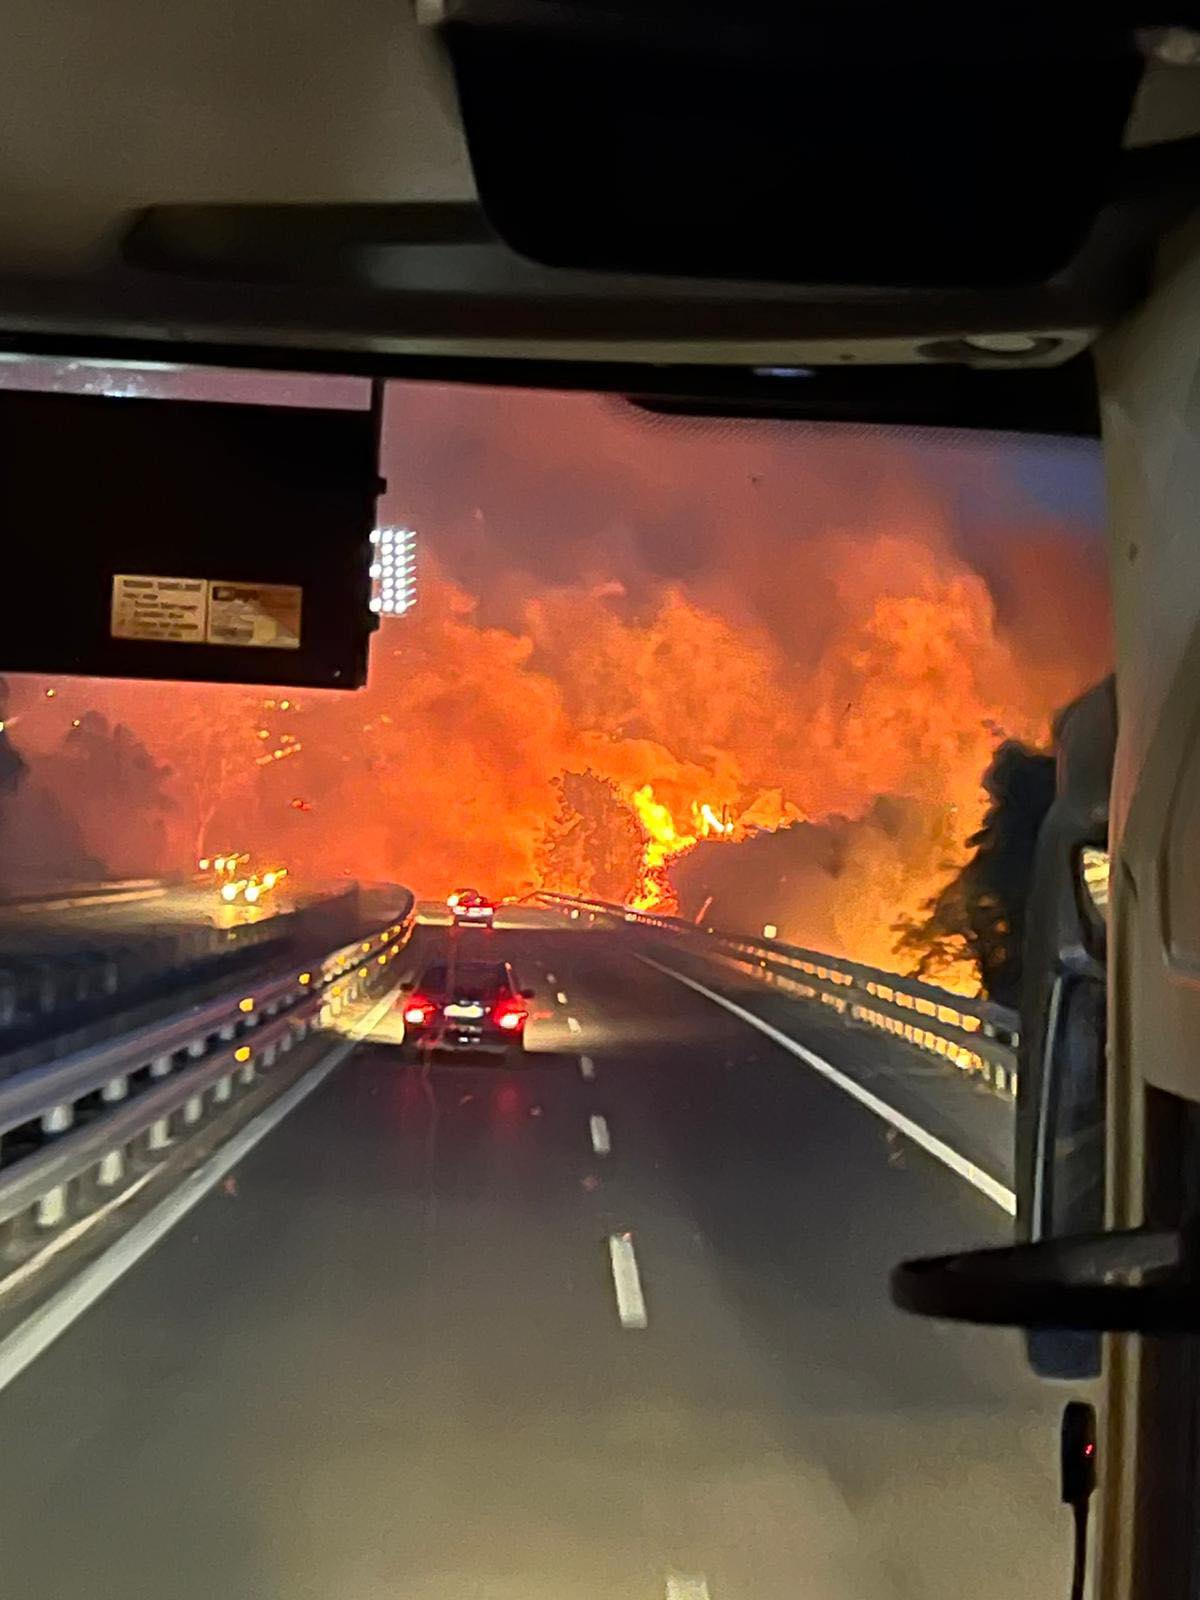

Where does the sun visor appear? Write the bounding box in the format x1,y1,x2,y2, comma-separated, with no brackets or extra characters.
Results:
438,7,1142,287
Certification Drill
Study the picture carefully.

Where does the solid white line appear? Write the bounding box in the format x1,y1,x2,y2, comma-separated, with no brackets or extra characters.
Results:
637,955,1016,1215
579,1056,596,1080
566,1015,582,1035
666,1576,711,1600
589,1114,611,1156
608,1232,648,1329
0,988,398,1396
556,990,569,1006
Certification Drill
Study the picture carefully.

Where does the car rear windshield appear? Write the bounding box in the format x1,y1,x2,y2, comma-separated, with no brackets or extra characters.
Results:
420,963,506,992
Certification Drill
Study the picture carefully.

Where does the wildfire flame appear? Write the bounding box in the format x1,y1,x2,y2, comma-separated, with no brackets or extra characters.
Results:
627,789,746,910
697,802,734,837
627,784,696,912
2,394,1109,996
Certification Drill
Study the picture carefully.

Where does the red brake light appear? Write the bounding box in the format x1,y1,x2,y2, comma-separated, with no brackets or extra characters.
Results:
493,998,527,1032
403,995,435,1025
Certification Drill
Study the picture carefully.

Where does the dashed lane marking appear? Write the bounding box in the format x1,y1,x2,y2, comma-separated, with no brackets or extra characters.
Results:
579,1056,596,1080
666,1577,711,1600
567,1015,582,1035
608,1232,648,1329
637,955,1016,1216
589,1114,611,1156
556,990,569,1005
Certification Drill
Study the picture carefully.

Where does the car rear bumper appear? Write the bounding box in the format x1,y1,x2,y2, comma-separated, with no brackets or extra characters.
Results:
404,1027,520,1055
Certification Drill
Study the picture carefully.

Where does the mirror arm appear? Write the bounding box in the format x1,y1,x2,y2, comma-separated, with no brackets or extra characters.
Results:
890,1225,1200,1334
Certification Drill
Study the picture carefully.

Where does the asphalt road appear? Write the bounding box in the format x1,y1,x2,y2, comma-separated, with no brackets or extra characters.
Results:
0,906,1070,1600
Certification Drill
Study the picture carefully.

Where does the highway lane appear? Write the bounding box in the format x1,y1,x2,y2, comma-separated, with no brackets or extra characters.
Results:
0,907,1069,1600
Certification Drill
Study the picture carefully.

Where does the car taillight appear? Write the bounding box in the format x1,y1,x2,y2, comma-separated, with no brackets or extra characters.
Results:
493,999,527,1032
403,996,434,1025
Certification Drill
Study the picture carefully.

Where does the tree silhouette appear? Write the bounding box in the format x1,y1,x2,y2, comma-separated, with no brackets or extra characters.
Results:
536,769,643,901
894,740,1056,1006
0,683,103,887
152,688,268,862
40,712,174,877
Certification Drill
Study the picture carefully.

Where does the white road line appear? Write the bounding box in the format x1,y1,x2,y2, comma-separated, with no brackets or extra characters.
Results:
637,955,1016,1216
0,988,399,1396
579,1055,596,1080
589,1114,611,1156
608,1232,648,1329
567,1015,582,1035
556,990,569,1005
666,1576,711,1600
547,972,558,984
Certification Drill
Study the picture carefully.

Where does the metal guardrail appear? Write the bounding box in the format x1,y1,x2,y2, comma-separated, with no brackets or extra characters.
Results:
532,892,1019,1098
0,878,170,914
0,879,171,1033
0,891,415,1240
0,882,383,1069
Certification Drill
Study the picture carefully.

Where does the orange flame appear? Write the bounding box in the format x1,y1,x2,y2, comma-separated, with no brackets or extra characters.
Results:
8,411,1107,994
627,789,754,909
627,784,696,911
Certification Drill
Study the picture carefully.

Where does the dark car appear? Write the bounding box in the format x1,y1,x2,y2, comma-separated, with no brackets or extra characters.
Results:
400,959,534,1057
448,887,496,926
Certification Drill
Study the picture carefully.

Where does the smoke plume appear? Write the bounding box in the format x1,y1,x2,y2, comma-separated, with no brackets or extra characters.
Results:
0,388,1109,980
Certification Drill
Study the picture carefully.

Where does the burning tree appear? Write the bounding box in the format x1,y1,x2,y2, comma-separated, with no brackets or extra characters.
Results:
626,784,695,912
536,769,643,902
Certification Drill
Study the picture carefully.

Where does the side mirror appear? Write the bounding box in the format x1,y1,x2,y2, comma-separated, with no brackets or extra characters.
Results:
521,987,536,999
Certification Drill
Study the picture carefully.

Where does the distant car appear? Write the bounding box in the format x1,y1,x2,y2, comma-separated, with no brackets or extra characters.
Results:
399,960,535,1057
448,887,495,926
